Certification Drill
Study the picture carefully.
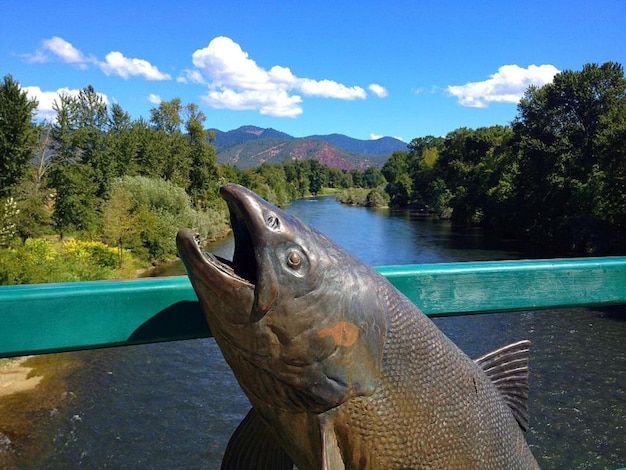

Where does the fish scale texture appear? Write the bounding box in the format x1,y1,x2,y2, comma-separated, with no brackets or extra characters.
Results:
331,279,538,469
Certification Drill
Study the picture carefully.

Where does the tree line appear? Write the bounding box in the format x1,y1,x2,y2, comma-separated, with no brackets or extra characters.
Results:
0,76,383,282
1,61,624,284
381,62,626,254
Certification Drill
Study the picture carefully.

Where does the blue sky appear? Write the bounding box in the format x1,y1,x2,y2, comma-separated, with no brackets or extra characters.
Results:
2,0,624,142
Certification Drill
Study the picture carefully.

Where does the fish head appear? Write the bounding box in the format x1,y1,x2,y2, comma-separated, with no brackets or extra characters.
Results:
177,184,386,413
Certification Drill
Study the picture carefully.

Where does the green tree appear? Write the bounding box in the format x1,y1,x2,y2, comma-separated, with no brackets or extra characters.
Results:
184,103,220,206
48,86,110,236
53,85,111,197
150,98,182,135
220,164,242,184
149,98,192,187
307,159,327,195
407,135,444,204
253,163,290,205
132,118,167,179
50,163,100,237
13,183,52,241
436,126,513,224
106,102,139,177
284,160,310,197
361,166,386,188
0,74,38,197
327,166,349,188
102,186,136,265
381,150,411,206
512,62,626,247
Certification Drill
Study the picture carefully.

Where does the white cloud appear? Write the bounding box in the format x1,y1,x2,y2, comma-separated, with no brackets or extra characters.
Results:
22,36,171,81
147,93,162,104
43,37,91,65
99,51,171,80
371,132,404,141
192,36,272,89
300,79,365,99
23,85,109,121
189,36,368,117
447,64,560,108
368,83,388,98
22,36,95,69
177,69,206,84
202,88,303,118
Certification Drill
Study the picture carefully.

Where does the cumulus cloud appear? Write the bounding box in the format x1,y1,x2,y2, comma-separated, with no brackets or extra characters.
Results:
23,85,109,121
368,84,388,98
447,64,560,108
147,93,162,104
99,51,171,80
189,36,369,117
22,36,170,81
202,88,303,117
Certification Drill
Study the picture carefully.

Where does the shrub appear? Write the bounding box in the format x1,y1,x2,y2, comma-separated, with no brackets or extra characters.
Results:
366,186,390,208
102,176,228,261
0,237,139,285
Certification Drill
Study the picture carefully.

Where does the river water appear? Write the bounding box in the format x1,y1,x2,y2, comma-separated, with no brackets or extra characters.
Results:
31,196,625,469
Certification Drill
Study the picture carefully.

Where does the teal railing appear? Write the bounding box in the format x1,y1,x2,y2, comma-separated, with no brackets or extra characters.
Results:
1,256,625,358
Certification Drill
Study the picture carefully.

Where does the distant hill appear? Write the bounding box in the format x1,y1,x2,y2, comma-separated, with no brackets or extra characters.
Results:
307,133,407,156
209,125,407,170
209,125,294,152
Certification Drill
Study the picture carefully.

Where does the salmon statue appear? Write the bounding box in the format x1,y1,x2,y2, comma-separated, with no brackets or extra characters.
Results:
176,184,539,469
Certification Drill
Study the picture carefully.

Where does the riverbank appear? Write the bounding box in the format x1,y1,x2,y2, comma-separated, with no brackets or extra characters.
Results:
0,351,84,467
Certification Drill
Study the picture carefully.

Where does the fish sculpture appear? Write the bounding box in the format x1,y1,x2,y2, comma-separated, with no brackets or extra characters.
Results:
176,184,539,469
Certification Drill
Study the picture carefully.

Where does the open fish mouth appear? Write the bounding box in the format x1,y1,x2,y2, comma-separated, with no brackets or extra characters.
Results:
205,243,253,286
176,227,254,289
176,184,264,289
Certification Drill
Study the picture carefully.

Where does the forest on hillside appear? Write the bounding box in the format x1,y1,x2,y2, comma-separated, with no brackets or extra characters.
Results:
1,61,625,284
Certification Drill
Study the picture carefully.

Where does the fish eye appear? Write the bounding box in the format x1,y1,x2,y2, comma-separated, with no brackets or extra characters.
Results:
287,251,301,268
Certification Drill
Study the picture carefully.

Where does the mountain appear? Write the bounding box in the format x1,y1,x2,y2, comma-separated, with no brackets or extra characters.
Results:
209,125,407,170
307,133,407,156
209,125,294,152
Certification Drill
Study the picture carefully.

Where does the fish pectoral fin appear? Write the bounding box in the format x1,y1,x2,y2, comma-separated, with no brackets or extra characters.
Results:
475,339,531,431
222,408,294,470
319,412,346,470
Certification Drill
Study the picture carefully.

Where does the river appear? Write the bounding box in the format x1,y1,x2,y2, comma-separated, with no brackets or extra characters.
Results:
29,196,626,469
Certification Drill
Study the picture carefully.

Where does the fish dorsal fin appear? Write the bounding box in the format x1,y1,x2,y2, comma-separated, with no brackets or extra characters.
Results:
221,408,294,470
319,412,346,470
475,340,531,432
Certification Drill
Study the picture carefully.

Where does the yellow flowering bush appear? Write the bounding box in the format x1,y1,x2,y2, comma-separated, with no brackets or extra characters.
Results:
0,238,139,285
62,240,119,269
